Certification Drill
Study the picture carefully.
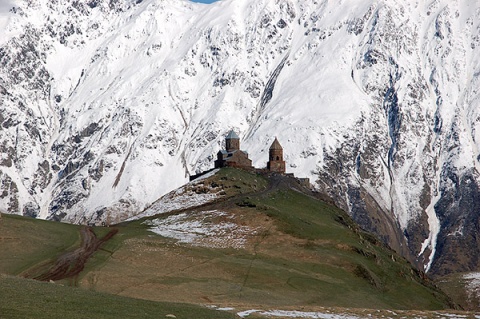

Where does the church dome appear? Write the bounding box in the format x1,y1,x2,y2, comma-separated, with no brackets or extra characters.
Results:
269,137,283,150
226,130,240,139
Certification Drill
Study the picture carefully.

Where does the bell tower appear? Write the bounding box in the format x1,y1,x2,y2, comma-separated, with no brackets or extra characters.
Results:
267,137,285,173
225,130,240,152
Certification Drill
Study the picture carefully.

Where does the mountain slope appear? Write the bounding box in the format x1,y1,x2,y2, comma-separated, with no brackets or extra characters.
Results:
0,275,235,319
0,168,457,312
93,173,454,309
1,0,480,277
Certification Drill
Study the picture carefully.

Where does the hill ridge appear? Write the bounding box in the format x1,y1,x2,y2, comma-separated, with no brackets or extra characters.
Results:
0,168,467,316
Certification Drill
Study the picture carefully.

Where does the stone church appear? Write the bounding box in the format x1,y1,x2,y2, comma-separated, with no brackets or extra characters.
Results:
214,130,253,169
214,130,286,174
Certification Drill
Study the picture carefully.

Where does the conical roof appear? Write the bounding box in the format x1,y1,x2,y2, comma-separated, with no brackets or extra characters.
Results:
269,137,283,150
226,130,240,139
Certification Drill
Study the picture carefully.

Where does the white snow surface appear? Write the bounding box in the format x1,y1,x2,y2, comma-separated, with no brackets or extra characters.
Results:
1,0,480,273
418,192,441,272
464,272,480,307
0,0,21,46
237,310,358,319
129,169,221,220
236,309,473,319
145,210,257,249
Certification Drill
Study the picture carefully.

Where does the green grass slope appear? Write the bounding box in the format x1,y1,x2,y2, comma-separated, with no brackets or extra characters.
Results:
246,188,450,309
0,168,457,316
436,272,480,311
0,214,80,276
79,168,455,311
0,274,235,319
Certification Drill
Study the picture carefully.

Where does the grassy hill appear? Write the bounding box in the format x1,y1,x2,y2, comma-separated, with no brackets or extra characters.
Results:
0,274,235,319
0,168,467,317
0,213,80,277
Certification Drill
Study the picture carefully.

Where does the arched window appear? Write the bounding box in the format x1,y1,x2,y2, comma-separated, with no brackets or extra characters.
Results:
276,156,280,160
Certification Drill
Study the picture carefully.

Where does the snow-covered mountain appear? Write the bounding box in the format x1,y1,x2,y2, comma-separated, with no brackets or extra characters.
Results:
1,0,479,276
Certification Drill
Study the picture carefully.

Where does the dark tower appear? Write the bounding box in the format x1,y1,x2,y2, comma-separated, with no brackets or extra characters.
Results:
214,130,252,169
267,137,286,173
225,130,240,152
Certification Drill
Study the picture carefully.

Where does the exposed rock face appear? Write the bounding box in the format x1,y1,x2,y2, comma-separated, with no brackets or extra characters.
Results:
0,0,479,276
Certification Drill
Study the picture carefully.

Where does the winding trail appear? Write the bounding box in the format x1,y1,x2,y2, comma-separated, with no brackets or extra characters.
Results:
32,227,118,283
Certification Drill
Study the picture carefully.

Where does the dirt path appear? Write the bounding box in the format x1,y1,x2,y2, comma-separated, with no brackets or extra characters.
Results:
32,227,118,283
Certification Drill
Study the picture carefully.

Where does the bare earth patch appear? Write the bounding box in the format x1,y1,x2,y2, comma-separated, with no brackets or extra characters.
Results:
23,227,118,284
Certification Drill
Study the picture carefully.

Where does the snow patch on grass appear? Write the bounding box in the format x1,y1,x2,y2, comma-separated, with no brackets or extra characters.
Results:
145,210,258,249
464,272,480,304
237,310,261,318
237,309,360,318
237,309,473,319
129,169,221,220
